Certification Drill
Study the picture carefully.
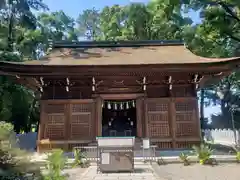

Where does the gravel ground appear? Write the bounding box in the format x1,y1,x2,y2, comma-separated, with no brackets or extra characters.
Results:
152,163,240,180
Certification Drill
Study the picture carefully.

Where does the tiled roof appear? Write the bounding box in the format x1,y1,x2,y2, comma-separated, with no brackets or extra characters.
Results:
13,45,239,66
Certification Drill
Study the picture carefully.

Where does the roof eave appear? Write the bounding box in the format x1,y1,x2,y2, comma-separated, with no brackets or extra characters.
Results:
0,59,239,77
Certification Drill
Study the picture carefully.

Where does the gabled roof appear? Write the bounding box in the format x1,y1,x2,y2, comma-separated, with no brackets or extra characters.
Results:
1,40,240,66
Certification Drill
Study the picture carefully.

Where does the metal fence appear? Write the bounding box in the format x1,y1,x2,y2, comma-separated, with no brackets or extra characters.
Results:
74,146,157,162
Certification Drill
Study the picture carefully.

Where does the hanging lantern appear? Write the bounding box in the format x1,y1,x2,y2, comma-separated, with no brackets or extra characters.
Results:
126,102,129,109
108,121,112,126
130,121,133,126
120,103,123,110
132,100,135,107
114,103,117,110
107,102,111,109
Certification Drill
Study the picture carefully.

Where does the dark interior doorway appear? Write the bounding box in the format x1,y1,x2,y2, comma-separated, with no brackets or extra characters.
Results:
102,100,136,137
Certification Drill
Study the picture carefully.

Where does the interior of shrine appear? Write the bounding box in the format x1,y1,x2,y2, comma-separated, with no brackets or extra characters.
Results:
102,100,137,137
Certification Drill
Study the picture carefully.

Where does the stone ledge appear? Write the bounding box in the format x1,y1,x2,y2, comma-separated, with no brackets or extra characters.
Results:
31,154,238,165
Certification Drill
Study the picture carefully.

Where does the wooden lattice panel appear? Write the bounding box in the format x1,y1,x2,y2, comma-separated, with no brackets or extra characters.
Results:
149,124,170,137
45,125,65,140
176,112,193,121
146,99,170,138
175,101,195,111
70,102,94,139
46,114,65,124
176,123,196,137
70,114,91,139
72,103,92,112
44,113,65,140
148,113,170,137
147,102,168,112
175,99,197,137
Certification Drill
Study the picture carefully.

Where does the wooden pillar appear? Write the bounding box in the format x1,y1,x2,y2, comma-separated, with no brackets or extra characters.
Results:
169,98,176,148
194,97,202,139
90,100,95,139
144,97,149,138
136,97,144,137
95,96,103,137
37,101,44,152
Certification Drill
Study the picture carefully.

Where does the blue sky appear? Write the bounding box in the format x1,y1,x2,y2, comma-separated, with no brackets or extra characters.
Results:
41,0,219,119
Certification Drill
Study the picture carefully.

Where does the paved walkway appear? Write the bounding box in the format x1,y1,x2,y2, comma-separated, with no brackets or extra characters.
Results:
152,163,240,180
70,164,159,180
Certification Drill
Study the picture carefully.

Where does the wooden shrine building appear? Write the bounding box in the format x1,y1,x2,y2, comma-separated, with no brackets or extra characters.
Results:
0,40,239,152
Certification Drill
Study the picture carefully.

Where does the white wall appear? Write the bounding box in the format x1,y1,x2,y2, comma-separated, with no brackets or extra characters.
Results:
202,129,240,146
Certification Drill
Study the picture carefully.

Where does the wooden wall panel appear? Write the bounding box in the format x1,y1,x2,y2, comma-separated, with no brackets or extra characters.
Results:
70,113,91,139
175,98,199,138
172,85,195,97
145,97,200,149
40,99,95,142
42,103,66,140
145,98,171,138
69,101,94,140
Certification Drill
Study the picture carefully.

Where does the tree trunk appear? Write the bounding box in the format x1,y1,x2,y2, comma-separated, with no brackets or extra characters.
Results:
7,9,14,51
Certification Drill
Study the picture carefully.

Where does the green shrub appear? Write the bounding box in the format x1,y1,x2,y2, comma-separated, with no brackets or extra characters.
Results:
72,148,90,168
236,152,240,163
192,143,214,165
43,149,68,180
179,152,190,166
233,145,240,163
0,121,42,180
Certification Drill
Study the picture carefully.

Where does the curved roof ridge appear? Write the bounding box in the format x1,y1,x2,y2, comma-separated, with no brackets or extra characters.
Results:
183,45,240,61
52,40,184,48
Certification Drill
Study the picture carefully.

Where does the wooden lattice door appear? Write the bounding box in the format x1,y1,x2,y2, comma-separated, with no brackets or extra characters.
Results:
175,98,199,137
145,98,170,138
42,103,66,140
69,100,95,140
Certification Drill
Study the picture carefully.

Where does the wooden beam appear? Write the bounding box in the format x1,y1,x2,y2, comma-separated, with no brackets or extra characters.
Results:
41,99,94,104
95,93,144,100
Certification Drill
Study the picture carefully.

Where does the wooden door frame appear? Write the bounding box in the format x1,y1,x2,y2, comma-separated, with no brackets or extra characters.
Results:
93,93,144,137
